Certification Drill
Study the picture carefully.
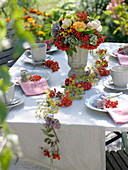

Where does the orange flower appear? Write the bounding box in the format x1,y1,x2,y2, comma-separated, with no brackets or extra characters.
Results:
72,21,86,32
23,15,31,21
24,23,30,27
27,17,36,23
29,8,37,14
38,24,43,28
36,11,42,15
37,31,45,35
5,18,10,22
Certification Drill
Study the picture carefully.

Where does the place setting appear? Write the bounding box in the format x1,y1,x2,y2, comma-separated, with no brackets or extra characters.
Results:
24,43,54,65
85,64,128,124
13,69,50,96
103,65,128,91
0,82,24,109
109,44,128,65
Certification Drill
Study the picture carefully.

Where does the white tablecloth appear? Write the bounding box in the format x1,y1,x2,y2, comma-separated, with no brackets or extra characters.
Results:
6,42,128,170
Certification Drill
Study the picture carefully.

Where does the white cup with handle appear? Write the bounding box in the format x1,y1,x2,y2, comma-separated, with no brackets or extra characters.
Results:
25,43,47,62
0,82,15,104
110,65,128,87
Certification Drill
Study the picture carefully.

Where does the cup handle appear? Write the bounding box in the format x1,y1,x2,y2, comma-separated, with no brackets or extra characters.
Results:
25,50,32,59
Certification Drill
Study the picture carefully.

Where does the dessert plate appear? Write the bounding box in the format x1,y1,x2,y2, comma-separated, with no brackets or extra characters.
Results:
24,54,54,65
85,94,107,112
7,97,23,109
14,70,51,86
103,78,128,91
85,93,123,113
30,70,51,81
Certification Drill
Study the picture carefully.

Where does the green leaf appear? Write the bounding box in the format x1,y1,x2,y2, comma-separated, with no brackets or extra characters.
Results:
72,47,77,53
103,10,113,15
0,100,7,123
47,134,55,137
113,27,121,34
66,48,73,56
44,138,50,143
113,20,120,25
47,128,53,133
41,129,48,135
0,66,10,93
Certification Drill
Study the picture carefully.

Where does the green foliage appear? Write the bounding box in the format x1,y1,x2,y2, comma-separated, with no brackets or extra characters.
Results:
0,145,13,170
103,1,128,42
0,66,10,93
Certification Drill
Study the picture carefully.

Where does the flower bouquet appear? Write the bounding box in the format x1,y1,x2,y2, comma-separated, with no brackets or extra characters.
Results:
51,11,106,56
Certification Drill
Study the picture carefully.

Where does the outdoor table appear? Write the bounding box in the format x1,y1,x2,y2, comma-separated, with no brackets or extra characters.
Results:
6,42,128,170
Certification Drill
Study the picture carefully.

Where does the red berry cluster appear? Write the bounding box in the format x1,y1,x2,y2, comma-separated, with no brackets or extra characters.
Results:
44,60,60,72
74,81,92,91
48,89,72,107
65,74,92,91
95,57,108,67
41,148,60,160
58,92,72,107
95,57,109,76
48,88,63,98
76,11,88,21
96,49,107,56
97,67,110,76
29,75,42,81
105,99,118,108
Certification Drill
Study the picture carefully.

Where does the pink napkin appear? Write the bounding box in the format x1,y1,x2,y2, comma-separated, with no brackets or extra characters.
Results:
106,107,128,124
113,51,128,65
18,78,49,96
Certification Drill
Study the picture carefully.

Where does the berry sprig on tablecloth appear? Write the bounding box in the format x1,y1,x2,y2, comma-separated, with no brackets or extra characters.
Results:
44,60,60,72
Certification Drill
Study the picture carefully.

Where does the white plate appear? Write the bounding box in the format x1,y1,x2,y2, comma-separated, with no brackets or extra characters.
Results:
24,55,54,65
7,97,23,109
46,46,58,53
85,94,107,112
14,70,51,86
29,70,51,81
103,78,128,91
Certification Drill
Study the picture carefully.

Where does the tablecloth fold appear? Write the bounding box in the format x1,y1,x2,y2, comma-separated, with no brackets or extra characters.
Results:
113,51,128,65
18,78,49,96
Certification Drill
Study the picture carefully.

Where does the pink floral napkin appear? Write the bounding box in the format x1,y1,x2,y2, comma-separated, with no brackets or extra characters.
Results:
18,78,49,96
105,97,128,124
113,51,128,65
106,107,128,124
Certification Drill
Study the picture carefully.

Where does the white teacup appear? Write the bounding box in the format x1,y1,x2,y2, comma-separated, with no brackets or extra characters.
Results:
3,82,15,104
110,65,128,87
25,43,47,62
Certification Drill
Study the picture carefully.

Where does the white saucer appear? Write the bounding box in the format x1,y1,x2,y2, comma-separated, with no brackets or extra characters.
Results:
103,79,128,91
6,97,23,109
24,55,54,65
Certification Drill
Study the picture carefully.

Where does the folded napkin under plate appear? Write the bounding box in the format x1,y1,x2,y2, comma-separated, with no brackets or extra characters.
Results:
105,95,128,124
113,51,128,65
18,78,49,96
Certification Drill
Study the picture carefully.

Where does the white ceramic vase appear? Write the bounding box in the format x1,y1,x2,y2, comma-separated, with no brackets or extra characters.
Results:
67,46,88,77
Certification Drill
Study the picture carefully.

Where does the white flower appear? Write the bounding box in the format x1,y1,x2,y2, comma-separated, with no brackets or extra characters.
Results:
62,19,72,29
87,19,102,32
